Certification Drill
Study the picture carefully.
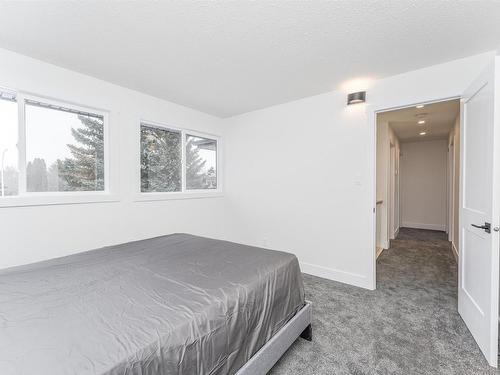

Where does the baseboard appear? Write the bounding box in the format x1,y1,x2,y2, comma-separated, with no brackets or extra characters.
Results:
451,241,459,263
376,247,384,259
390,226,400,241
402,222,446,231
300,261,370,290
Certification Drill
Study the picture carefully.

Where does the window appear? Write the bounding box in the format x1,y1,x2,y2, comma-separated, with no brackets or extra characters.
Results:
186,134,217,190
0,91,18,197
140,122,220,196
0,90,110,205
140,125,181,192
25,100,105,192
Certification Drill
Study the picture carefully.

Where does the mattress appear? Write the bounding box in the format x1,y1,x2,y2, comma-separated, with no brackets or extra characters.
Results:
0,233,305,375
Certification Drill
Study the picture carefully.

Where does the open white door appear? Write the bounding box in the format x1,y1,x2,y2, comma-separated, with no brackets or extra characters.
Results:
459,58,500,367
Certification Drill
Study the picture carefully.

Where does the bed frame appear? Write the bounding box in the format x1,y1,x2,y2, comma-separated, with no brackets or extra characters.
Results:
236,301,312,375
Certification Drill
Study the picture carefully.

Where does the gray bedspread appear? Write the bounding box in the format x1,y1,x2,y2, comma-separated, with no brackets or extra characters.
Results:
0,233,305,375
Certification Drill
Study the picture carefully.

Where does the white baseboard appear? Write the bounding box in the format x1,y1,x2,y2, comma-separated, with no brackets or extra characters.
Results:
300,261,371,290
390,226,400,241
452,241,459,263
402,222,446,231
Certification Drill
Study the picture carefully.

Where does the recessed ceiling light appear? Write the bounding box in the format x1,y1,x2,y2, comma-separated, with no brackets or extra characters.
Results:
419,131,426,136
418,120,426,124
416,105,425,109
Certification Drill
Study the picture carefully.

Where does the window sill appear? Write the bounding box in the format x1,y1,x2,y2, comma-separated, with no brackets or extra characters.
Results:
0,193,120,208
134,191,224,202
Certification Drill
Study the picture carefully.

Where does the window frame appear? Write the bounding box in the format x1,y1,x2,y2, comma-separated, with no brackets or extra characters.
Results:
136,120,223,202
0,90,116,208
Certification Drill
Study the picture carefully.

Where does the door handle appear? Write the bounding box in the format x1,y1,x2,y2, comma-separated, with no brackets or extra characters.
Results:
471,222,491,233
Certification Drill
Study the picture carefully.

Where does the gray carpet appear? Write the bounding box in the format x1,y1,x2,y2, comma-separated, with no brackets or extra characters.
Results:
269,228,499,374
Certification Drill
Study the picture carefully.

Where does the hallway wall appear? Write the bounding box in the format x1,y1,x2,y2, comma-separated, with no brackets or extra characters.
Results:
400,139,448,231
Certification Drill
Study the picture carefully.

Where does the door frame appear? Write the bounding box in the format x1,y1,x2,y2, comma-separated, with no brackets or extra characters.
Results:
389,142,397,240
447,138,455,242
368,95,461,289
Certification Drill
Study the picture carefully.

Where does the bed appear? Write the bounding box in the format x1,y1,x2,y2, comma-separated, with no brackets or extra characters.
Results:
0,233,311,375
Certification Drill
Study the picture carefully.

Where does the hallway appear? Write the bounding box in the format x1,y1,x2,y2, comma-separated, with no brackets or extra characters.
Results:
270,228,498,374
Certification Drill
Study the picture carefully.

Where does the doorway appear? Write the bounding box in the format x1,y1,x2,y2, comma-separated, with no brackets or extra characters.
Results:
376,99,460,255
372,91,500,370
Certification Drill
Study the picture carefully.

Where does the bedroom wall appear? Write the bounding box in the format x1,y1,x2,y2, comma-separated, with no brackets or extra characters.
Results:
0,47,494,289
400,140,448,231
223,51,495,289
0,48,228,269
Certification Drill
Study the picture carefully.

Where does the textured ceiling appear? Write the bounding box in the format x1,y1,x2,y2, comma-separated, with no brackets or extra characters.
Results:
378,99,460,143
0,1,499,117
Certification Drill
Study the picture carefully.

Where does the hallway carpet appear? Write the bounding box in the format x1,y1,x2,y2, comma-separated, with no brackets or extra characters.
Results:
269,228,499,374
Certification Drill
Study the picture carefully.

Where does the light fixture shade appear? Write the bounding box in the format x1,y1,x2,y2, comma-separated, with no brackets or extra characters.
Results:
347,91,366,105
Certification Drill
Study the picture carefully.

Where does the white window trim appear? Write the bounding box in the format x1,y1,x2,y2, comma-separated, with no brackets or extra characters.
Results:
134,119,223,202
0,90,118,208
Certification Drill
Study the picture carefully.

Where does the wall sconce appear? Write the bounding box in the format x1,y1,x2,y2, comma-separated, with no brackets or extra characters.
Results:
347,91,366,105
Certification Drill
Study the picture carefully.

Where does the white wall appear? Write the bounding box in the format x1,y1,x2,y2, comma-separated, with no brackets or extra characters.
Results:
0,48,228,269
400,140,448,231
0,47,494,290
224,51,494,289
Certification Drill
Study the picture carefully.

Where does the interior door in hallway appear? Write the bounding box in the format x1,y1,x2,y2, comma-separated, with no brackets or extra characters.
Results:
458,58,500,367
